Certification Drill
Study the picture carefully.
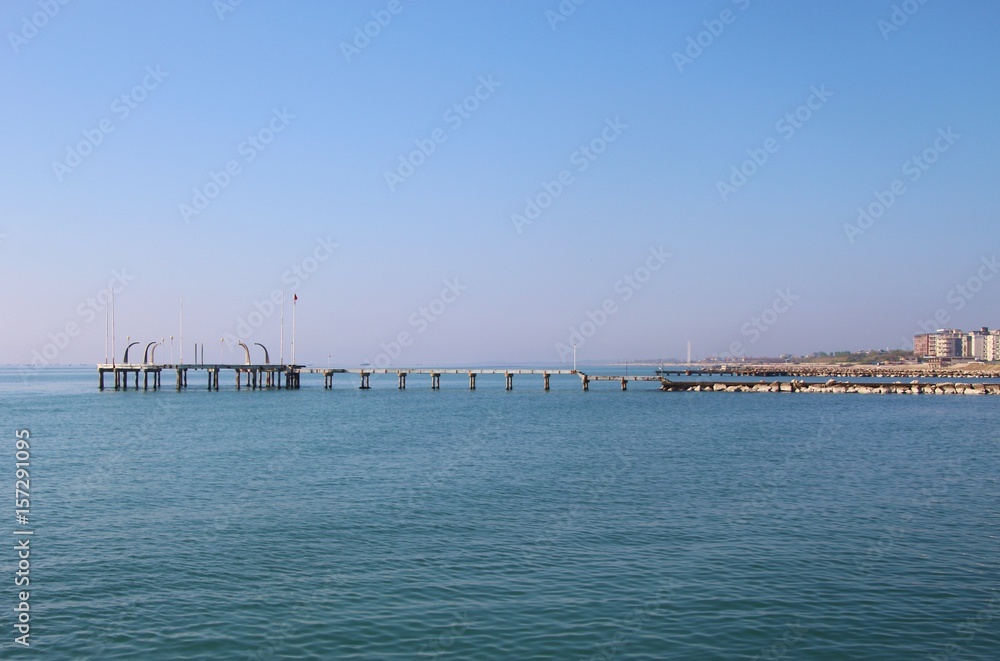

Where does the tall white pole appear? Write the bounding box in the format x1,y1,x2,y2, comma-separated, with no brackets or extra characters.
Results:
179,298,184,364
104,296,109,364
573,343,577,371
111,290,116,367
291,294,296,365
280,291,285,365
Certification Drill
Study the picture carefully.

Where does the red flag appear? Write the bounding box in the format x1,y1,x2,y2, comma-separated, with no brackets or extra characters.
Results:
293,294,298,302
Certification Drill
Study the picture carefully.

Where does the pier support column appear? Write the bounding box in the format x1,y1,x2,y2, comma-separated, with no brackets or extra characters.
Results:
621,378,627,391
99,370,105,391
398,373,407,389
431,373,440,389
505,373,513,390
360,372,370,390
183,369,188,387
543,373,549,391
214,369,219,391
134,371,139,390
236,370,241,390
176,369,182,390
469,373,476,390
114,370,120,390
582,376,589,391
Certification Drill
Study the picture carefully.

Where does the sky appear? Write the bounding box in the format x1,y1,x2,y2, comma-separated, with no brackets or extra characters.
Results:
2,0,998,367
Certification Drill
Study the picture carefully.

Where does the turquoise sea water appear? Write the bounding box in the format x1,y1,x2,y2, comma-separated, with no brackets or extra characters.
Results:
2,366,999,659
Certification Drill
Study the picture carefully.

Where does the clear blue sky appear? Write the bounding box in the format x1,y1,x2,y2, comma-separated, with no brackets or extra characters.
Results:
2,0,998,366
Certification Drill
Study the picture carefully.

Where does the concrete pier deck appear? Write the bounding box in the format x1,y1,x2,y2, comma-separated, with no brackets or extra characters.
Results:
96,364,580,391
96,364,1000,395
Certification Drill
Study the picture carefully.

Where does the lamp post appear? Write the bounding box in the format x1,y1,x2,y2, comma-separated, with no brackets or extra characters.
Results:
170,335,174,364
219,337,224,364
573,343,577,371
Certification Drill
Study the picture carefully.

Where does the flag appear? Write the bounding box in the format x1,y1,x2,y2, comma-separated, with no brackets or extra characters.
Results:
293,294,298,302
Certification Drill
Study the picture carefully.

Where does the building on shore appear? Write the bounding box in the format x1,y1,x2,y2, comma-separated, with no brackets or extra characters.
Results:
914,327,1000,362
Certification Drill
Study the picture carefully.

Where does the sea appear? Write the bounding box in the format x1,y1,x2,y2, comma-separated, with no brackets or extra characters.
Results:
2,365,998,659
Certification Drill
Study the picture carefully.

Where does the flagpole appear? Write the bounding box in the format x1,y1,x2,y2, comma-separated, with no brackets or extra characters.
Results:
280,291,285,365
179,297,184,364
291,293,296,365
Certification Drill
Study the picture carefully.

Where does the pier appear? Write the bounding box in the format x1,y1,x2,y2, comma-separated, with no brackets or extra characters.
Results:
97,364,302,391
96,364,587,391
96,363,1000,395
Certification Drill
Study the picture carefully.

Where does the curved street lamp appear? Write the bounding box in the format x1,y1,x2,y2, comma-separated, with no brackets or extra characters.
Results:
150,341,163,364
123,340,140,364
254,343,270,364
